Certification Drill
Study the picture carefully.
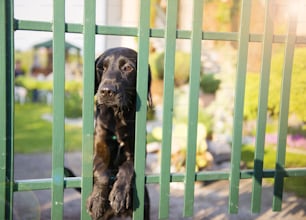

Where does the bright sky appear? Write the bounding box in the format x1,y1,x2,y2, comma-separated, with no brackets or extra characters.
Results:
14,0,105,53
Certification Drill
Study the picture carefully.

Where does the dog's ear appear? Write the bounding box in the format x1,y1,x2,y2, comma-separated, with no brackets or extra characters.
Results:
147,65,153,108
95,55,104,95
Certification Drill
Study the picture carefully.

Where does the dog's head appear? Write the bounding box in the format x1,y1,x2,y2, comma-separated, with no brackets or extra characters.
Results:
95,47,152,112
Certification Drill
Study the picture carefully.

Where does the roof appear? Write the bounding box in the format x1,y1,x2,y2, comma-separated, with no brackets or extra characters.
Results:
33,39,81,51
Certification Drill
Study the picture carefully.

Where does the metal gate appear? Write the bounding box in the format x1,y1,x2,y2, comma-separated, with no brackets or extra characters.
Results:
1,0,306,219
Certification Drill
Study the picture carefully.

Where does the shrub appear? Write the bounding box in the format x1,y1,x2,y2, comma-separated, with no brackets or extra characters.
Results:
174,52,191,86
149,51,194,86
200,74,221,94
149,52,164,80
244,48,306,122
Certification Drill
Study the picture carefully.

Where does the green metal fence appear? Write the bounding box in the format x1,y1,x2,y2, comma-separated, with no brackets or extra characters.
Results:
1,0,306,219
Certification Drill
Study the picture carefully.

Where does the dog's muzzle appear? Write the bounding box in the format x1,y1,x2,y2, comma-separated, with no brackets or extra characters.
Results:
100,84,117,98
97,82,127,110
97,84,119,106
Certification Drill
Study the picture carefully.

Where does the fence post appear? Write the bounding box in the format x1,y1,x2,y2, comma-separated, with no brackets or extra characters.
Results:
228,0,252,213
81,0,95,219
183,0,204,217
272,6,298,211
159,0,178,219
51,0,66,218
133,0,150,219
0,0,14,220
251,0,274,213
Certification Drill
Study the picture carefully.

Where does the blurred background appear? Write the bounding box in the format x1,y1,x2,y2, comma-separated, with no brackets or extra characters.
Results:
12,0,306,219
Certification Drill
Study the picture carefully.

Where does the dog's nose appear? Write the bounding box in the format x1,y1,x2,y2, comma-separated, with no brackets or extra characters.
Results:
100,85,117,97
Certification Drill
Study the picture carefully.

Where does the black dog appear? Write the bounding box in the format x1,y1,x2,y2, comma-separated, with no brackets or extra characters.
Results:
86,47,151,220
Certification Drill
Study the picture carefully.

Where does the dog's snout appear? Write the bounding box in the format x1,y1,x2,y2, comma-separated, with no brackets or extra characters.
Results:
100,84,117,97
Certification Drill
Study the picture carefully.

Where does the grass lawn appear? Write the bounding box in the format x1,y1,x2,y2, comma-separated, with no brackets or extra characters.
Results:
242,145,306,198
14,103,82,153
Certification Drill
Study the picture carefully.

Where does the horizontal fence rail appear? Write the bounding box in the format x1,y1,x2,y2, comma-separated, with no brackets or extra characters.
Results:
14,19,306,44
11,167,306,190
1,0,306,219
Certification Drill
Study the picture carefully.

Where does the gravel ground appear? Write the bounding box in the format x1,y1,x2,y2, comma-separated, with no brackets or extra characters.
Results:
13,152,306,220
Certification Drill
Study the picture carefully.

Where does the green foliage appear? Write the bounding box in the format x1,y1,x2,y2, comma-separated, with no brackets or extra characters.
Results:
244,73,260,119
15,76,53,91
200,74,221,94
149,51,194,86
150,51,221,95
15,76,82,92
216,1,231,24
244,48,306,122
65,92,83,118
241,144,306,197
174,52,192,86
149,51,164,80
15,76,83,118
284,177,306,198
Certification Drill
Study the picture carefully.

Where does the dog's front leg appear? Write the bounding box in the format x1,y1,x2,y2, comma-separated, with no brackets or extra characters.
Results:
87,154,111,219
108,123,134,213
109,158,134,214
87,128,111,219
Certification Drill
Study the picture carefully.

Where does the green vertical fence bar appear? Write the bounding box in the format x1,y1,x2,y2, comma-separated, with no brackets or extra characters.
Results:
51,0,66,218
251,0,274,213
158,0,178,219
81,0,95,219
0,1,6,215
183,0,204,217
228,0,252,214
0,0,14,219
272,9,297,211
133,0,150,219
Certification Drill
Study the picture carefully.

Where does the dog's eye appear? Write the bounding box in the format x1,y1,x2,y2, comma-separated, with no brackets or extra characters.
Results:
121,64,133,73
97,65,107,73
102,66,106,72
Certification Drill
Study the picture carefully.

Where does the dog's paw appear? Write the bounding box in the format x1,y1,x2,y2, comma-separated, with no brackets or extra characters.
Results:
109,180,131,213
87,192,109,219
